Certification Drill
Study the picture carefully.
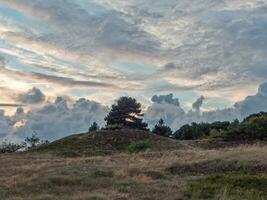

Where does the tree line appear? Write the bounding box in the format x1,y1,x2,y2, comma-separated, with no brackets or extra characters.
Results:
90,96,267,141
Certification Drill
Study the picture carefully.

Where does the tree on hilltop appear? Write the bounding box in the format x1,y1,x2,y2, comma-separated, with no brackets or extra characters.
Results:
105,96,148,130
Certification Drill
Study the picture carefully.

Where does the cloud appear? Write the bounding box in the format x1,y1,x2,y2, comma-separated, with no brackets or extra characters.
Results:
0,104,24,107
0,55,6,66
1,0,267,102
151,93,180,106
235,82,267,118
0,63,120,91
10,94,109,141
192,96,205,113
145,94,185,128
18,87,45,104
146,82,267,130
0,110,13,138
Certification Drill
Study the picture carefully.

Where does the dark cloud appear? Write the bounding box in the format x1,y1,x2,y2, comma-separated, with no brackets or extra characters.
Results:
151,94,180,106
192,96,205,113
18,87,45,104
0,65,119,90
30,72,118,89
163,63,177,71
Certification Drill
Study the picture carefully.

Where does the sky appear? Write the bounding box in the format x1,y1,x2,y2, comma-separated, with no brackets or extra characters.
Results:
0,0,267,141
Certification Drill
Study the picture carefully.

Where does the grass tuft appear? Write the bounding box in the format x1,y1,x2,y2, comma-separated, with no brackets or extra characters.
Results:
127,140,152,154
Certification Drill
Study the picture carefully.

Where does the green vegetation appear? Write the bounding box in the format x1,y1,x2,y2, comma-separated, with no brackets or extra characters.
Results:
30,129,180,157
127,140,152,153
104,96,148,130
89,122,100,133
152,119,172,137
0,141,25,153
0,134,49,153
185,174,267,200
225,112,267,140
1,138,266,200
174,112,267,141
174,121,232,140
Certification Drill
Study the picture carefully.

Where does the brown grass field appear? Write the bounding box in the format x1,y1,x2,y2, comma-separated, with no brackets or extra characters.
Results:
0,130,267,200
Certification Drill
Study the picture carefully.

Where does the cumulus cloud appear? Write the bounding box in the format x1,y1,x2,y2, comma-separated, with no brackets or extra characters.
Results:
151,94,180,106
0,110,13,138
235,82,267,118
146,82,267,131
192,96,205,113
18,87,45,104
11,96,109,141
145,94,185,128
0,87,109,142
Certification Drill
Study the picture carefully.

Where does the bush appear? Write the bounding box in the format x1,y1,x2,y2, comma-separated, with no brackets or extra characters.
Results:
127,140,152,154
0,141,26,153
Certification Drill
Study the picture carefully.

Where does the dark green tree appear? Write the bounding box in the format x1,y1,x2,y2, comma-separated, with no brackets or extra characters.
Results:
25,134,40,149
226,112,267,140
89,122,100,133
152,119,172,137
105,96,148,130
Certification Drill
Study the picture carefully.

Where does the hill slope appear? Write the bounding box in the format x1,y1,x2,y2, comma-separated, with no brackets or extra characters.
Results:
32,129,181,157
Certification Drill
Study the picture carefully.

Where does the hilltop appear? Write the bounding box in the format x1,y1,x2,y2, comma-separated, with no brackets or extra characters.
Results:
31,129,182,157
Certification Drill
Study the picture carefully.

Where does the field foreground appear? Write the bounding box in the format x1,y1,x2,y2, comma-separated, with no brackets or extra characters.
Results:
0,130,267,200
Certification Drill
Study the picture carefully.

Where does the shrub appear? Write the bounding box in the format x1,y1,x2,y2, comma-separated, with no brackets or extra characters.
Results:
127,140,152,154
25,134,41,149
25,134,49,150
0,141,26,153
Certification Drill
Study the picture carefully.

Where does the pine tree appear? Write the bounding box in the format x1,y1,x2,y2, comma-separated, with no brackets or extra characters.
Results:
89,122,100,133
105,96,148,130
152,119,172,137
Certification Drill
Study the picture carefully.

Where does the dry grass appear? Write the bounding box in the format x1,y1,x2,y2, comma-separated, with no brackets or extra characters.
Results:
0,139,267,200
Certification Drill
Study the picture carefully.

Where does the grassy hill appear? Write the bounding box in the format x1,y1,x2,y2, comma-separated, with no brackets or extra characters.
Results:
31,129,182,157
0,129,267,200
